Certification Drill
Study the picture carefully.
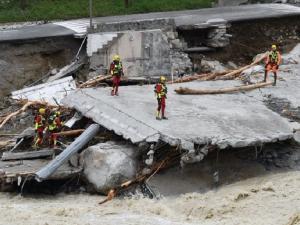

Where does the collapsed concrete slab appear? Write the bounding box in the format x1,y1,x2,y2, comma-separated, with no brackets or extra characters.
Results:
62,80,293,151
11,76,76,105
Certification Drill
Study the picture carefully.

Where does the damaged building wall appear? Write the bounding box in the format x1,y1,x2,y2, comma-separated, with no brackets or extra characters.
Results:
89,30,192,78
0,37,82,97
90,30,171,77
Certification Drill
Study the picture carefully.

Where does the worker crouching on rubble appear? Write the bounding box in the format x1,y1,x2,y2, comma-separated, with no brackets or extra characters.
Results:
264,44,281,86
109,55,124,96
33,108,46,148
154,76,168,120
48,111,63,148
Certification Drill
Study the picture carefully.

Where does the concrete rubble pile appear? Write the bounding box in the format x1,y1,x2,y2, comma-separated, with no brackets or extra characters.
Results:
0,33,300,196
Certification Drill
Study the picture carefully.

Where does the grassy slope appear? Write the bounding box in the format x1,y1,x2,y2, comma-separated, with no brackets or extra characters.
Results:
0,0,213,23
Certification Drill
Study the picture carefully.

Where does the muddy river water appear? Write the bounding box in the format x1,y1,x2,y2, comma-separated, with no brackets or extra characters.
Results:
0,169,299,225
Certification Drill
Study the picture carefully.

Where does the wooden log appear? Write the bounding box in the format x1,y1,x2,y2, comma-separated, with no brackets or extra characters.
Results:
79,75,112,88
169,71,234,84
175,81,273,95
216,53,267,80
0,133,20,137
198,71,233,81
286,214,300,225
1,149,54,161
55,129,85,137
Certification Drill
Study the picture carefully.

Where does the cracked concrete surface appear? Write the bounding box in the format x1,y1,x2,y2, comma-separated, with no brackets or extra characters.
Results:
62,81,292,151
62,45,300,151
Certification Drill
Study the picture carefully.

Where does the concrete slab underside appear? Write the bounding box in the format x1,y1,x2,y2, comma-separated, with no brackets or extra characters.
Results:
62,81,293,150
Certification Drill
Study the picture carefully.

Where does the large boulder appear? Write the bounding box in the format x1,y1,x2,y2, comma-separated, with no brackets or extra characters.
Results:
80,142,138,194
200,59,227,73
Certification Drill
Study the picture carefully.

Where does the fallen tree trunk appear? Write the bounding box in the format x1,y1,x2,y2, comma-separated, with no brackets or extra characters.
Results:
169,71,230,84
216,53,267,80
0,100,66,129
175,81,273,95
55,129,85,137
1,149,54,161
169,73,210,84
79,75,112,88
169,53,267,84
198,71,233,81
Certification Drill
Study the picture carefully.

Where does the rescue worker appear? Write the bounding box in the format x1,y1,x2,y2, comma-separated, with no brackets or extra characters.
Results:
109,55,124,96
48,110,63,148
264,44,281,86
154,76,168,120
33,108,46,148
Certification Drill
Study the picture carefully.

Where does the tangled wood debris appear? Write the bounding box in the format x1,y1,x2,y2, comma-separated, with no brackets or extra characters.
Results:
99,154,179,205
0,100,69,129
54,129,85,137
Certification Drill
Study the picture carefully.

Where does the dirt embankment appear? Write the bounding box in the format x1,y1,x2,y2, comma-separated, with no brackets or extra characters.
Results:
180,16,300,67
0,37,82,97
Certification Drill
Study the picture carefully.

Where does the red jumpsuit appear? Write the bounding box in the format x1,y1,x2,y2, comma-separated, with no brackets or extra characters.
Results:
48,116,62,148
34,114,45,147
264,50,281,85
154,82,167,119
109,61,124,96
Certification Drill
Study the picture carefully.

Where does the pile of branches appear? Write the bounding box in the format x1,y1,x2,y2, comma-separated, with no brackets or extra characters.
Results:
99,151,180,204
0,100,71,129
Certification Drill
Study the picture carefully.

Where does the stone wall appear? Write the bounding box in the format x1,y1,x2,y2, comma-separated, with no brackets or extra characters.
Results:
92,18,175,33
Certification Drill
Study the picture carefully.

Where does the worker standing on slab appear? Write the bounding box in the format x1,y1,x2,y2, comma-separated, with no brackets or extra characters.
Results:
48,111,63,148
264,44,281,86
33,108,46,148
109,55,124,96
154,76,168,120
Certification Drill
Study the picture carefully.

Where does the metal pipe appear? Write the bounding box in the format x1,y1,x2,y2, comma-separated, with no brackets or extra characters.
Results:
35,124,100,182
74,35,87,61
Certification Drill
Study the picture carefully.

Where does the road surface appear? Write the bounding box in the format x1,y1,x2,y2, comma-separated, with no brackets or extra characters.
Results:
0,4,300,42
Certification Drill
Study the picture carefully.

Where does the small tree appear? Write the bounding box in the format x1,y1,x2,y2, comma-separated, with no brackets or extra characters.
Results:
20,0,28,10
124,0,129,8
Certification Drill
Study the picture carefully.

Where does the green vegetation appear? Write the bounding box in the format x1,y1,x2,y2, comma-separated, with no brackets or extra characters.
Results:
0,0,213,23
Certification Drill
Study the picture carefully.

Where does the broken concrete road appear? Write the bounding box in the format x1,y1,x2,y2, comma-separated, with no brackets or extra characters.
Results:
62,80,293,151
1,4,300,42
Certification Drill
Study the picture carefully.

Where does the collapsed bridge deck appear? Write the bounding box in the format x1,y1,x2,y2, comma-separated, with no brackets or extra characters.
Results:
62,81,293,151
